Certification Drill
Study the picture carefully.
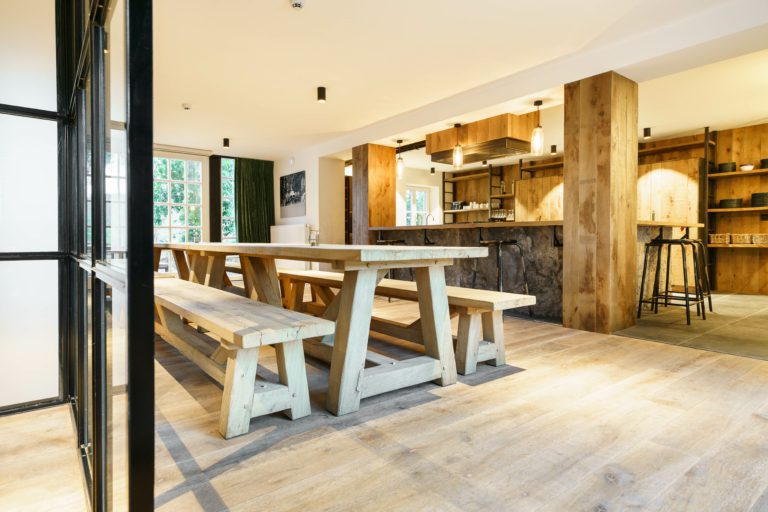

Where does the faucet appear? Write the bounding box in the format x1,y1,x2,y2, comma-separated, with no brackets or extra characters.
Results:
426,214,436,226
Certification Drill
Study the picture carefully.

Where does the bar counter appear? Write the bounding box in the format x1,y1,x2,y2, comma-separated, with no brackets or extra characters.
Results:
371,220,704,322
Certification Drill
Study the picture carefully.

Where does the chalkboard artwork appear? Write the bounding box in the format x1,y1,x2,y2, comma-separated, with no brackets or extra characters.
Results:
280,170,306,218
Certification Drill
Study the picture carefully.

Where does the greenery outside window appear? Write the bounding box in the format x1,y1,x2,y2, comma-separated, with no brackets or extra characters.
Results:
405,186,430,226
152,157,203,243
221,158,237,242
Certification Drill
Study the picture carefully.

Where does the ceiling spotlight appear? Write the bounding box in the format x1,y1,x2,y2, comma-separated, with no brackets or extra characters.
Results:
531,100,544,156
643,127,652,140
482,160,488,167
223,138,230,148
396,139,405,179
317,86,326,103
430,167,435,175
550,144,557,155
181,103,191,110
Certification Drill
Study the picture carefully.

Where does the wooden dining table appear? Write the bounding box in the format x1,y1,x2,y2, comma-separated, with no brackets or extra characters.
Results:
154,242,488,416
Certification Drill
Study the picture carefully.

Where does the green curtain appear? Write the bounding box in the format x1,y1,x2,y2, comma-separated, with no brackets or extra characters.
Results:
235,158,275,242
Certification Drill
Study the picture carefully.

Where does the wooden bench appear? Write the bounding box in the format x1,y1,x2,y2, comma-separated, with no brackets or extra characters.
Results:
154,278,335,438
278,270,536,375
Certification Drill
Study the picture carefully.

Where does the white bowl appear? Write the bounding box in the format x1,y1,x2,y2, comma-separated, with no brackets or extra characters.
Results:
740,164,755,171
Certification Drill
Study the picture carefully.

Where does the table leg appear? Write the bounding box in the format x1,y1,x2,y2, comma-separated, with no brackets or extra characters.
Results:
414,265,457,386
172,250,190,280
327,268,379,416
241,256,282,307
153,248,162,271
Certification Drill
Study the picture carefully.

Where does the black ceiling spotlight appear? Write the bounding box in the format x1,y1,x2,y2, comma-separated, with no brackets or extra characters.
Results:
482,160,488,167
317,86,326,103
430,167,435,175
223,137,230,148
550,144,557,155
643,127,651,140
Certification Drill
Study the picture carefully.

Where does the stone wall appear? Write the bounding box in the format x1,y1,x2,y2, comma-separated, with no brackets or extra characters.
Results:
383,226,565,321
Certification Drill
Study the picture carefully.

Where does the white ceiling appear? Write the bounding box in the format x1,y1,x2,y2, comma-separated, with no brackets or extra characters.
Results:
153,0,764,160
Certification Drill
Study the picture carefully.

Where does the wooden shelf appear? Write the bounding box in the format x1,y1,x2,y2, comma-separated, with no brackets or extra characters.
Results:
707,206,768,213
709,244,768,249
444,173,489,183
520,161,564,172
708,168,768,179
490,193,515,199
638,139,715,155
444,208,490,214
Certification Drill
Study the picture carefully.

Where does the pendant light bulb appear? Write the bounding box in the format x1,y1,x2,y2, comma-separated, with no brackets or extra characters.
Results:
396,139,404,179
531,100,544,156
452,123,463,169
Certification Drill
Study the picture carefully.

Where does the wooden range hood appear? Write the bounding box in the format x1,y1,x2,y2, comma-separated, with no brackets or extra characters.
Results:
426,113,536,165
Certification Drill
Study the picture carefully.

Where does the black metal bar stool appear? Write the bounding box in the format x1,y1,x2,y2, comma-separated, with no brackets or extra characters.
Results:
471,229,533,316
638,229,710,325
375,236,414,281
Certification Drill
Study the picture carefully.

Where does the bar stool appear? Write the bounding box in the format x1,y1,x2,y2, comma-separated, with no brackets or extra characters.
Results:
638,230,710,325
471,229,533,317
375,237,414,282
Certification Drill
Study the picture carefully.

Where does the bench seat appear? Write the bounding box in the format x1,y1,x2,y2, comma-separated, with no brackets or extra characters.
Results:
278,269,536,375
155,278,335,438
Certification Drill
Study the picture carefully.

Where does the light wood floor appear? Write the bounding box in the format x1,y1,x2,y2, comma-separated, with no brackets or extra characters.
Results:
4,300,768,511
154,299,768,512
0,405,87,512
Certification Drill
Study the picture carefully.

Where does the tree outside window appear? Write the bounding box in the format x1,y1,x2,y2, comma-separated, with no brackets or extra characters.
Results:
221,158,237,242
153,157,203,244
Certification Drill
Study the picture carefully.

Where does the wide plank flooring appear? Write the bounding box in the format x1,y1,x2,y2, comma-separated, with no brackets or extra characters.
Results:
4,300,768,511
155,300,768,512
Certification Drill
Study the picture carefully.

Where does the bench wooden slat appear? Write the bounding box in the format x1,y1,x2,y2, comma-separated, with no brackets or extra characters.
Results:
278,269,535,310
155,278,334,348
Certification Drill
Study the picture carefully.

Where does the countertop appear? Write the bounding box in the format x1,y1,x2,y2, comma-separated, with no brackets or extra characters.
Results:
370,220,703,231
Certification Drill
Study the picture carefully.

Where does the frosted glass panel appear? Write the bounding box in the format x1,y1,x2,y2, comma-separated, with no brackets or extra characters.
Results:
0,115,58,252
0,0,57,110
0,260,59,407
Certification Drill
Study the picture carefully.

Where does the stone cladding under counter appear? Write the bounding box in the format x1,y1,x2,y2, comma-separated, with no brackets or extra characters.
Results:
383,226,564,321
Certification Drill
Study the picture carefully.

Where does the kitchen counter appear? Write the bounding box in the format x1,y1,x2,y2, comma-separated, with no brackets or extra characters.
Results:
371,220,702,231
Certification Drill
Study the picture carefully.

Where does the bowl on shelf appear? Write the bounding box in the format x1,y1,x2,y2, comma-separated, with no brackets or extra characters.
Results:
753,234,768,244
761,158,768,169
752,192,768,207
709,233,730,244
717,162,737,173
718,198,744,208
740,164,755,171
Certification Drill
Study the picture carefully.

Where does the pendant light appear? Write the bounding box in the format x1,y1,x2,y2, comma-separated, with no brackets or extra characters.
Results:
396,139,405,179
452,123,463,169
530,100,544,156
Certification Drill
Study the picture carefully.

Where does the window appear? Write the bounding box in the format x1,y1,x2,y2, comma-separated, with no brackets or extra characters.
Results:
221,158,237,242
153,157,203,243
405,186,430,226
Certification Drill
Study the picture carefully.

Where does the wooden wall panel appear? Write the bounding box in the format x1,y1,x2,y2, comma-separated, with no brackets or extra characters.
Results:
711,122,768,294
637,158,701,224
563,71,638,334
425,113,536,154
514,175,564,222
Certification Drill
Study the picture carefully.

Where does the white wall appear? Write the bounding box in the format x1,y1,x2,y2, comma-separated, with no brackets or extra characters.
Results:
396,167,443,226
274,154,346,245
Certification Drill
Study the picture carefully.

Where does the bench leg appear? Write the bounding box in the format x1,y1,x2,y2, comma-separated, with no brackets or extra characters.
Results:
482,310,506,367
456,313,482,375
275,340,311,419
219,347,260,439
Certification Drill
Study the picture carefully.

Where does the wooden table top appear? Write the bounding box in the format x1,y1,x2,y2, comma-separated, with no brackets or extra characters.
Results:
155,243,488,264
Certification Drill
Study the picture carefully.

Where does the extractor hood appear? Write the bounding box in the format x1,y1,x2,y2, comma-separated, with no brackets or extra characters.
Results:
429,137,530,165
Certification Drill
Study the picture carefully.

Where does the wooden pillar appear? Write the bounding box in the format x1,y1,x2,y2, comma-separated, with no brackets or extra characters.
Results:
351,143,396,244
563,71,638,333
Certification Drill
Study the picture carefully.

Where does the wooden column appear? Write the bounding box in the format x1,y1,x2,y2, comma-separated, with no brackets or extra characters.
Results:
563,71,638,333
351,143,396,244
